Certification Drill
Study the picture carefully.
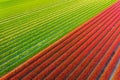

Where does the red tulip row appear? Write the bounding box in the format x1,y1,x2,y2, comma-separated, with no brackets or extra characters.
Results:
99,46,120,80
111,50,120,80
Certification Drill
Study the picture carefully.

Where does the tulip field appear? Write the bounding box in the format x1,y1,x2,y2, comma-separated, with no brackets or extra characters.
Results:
0,0,120,80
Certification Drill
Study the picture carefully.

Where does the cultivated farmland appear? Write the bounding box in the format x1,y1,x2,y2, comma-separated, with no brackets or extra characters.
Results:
0,0,119,79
